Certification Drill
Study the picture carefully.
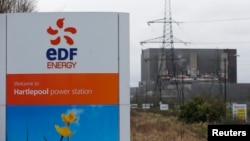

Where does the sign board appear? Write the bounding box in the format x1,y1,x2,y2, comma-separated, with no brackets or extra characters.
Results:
131,104,138,108
142,103,151,109
160,104,169,111
232,103,247,122
1,12,130,141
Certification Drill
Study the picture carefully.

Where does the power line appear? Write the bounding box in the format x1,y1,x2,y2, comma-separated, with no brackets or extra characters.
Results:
177,17,250,24
187,41,250,45
148,17,250,24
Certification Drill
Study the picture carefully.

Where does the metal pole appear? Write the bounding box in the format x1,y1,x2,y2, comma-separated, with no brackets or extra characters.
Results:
182,71,184,105
224,58,226,104
135,87,138,104
224,58,227,118
160,79,162,102
145,82,147,103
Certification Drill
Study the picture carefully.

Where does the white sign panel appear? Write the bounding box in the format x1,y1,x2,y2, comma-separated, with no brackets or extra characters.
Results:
7,13,119,73
142,103,151,109
131,104,138,108
232,103,247,122
160,104,169,111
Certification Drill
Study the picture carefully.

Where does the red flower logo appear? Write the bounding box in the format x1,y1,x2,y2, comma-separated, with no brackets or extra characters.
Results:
47,18,77,45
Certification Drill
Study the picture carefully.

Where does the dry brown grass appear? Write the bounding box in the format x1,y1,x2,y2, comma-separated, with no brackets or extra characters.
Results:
131,109,208,141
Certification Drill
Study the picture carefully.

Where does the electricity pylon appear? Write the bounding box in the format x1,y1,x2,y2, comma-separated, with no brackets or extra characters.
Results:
140,0,187,104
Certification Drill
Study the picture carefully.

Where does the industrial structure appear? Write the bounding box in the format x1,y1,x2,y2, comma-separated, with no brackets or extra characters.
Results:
131,0,248,107
134,48,238,105
141,48,237,84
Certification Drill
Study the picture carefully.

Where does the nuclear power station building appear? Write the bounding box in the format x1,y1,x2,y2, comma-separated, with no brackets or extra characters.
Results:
141,48,237,84
131,48,250,106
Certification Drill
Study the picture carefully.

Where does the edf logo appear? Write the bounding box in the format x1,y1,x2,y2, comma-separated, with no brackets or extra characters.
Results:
46,18,77,69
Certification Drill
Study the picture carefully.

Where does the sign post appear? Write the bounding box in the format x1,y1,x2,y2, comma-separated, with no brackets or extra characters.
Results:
2,12,130,141
0,14,6,141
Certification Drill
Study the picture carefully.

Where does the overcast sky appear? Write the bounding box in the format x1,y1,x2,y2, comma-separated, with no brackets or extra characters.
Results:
37,0,250,87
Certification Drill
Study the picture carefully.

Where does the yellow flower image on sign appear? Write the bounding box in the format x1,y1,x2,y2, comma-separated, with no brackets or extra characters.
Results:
55,112,77,140
62,112,77,124
55,125,74,137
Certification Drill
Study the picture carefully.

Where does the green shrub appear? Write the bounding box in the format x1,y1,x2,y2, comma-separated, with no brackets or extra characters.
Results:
179,95,225,123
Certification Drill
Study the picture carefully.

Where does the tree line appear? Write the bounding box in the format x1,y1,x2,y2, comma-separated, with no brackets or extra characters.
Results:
0,0,36,13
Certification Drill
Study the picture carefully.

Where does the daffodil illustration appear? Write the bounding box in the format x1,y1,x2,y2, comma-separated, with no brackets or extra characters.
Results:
55,112,77,141
61,112,77,124
55,125,74,137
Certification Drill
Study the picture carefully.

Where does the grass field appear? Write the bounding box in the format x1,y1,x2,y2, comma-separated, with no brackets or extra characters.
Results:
130,109,208,141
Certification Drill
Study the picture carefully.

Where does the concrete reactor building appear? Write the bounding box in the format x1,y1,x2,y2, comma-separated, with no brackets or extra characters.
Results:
141,48,237,84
